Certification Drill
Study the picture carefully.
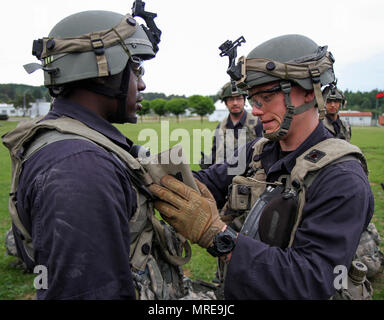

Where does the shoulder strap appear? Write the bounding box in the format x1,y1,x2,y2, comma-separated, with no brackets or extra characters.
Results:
249,137,269,171
38,117,143,170
287,138,367,247
322,117,336,135
23,130,91,162
290,138,367,187
219,116,228,131
244,113,258,139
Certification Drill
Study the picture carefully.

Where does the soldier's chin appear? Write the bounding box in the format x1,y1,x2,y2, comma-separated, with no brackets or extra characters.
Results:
230,111,242,117
263,120,280,134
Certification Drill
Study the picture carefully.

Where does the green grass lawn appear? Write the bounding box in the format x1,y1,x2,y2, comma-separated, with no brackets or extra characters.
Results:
0,119,383,299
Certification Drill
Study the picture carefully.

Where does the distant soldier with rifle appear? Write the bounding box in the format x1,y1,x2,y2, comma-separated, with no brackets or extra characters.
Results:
149,34,374,299
322,84,351,141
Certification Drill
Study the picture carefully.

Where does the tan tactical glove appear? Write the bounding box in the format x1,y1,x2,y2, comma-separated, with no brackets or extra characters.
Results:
148,175,225,248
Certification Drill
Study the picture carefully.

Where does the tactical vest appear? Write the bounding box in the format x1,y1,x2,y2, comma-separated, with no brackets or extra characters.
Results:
218,137,371,299
2,116,193,300
322,116,351,142
215,112,259,164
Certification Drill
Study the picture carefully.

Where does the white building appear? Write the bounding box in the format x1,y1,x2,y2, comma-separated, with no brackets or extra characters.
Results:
339,110,372,126
30,100,51,118
0,103,14,116
0,103,23,116
0,100,51,118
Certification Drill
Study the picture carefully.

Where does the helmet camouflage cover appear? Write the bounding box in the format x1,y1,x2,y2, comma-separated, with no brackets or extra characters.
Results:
323,85,346,108
219,82,247,102
24,10,156,87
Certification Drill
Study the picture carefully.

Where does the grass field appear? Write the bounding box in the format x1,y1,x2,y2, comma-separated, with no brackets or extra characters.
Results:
0,118,383,299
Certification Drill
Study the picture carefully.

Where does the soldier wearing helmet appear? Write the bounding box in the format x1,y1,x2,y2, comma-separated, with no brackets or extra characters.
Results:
149,34,374,299
200,82,263,168
322,85,351,141
2,3,196,300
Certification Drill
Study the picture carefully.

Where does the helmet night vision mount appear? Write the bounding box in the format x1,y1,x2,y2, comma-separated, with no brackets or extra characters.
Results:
219,36,246,94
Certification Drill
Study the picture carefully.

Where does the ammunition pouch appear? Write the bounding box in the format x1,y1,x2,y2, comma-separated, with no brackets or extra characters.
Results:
228,175,267,212
221,175,268,232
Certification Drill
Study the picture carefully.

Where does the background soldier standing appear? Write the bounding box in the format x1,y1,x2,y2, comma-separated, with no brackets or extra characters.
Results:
201,82,263,168
322,84,351,141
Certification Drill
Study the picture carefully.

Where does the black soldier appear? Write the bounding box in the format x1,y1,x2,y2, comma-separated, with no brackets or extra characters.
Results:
2,3,197,300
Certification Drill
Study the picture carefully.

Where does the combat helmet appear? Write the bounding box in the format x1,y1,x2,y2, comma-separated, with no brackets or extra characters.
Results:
23,1,161,124
235,34,335,140
219,82,247,102
323,84,347,111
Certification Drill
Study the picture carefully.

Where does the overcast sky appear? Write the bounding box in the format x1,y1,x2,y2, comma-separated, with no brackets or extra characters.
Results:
0,0,383,96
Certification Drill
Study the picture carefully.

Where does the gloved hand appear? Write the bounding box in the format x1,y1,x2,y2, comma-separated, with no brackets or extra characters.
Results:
148,175,225,248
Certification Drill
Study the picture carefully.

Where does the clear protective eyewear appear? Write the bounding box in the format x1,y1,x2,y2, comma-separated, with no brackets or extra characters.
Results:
130,56,145,78
247,85,281,108
226,95,245,103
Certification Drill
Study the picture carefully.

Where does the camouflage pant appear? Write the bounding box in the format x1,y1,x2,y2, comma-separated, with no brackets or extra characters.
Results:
355,223,384,279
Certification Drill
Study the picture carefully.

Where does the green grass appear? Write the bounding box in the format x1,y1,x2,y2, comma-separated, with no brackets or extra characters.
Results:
350,127,384,299
0,121,36,299
0,119,383,299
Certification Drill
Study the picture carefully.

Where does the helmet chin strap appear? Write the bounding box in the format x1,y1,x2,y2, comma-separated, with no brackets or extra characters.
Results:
114,63,137,124
81,63,137,124
263,81,316,141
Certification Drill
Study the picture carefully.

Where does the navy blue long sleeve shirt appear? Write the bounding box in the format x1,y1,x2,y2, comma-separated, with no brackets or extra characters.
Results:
16,98,137,299
194,122,374,299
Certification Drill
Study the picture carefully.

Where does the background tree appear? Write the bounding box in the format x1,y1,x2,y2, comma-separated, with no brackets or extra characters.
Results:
142,92,168,101
32,87,43,100
361,97,372,111
13,91,35,116
151,98,168,122
0,93,11,103
165,97,188,122
188,95,215,123
45,91,52,102
137,99,151,123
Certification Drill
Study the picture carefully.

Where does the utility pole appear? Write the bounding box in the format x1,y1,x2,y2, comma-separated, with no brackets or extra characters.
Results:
23,89,30,117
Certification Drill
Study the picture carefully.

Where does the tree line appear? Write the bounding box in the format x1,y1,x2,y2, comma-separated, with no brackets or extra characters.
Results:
139,95,215,122
0,84,50,109
344,89,384,117
1,83,383,118
0,84,217,121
